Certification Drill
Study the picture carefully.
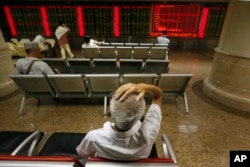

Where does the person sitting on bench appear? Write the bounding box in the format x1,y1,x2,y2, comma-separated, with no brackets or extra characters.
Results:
76,83,162,162
14,42,57,75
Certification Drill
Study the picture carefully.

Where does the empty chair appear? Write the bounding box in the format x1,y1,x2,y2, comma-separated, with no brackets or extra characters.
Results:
68,58,92,74
121,73,158,85
39,132,86,156
38,132,86,167
125,43,139,47
144,59,170,74
42,58,70,73
85,74,120,116
150,47,168,59
133,47,150,59
116,46,133,59
9,74,55,117
93,59,118,73
110,42,124,46
47,74,87,97
0,131,45,156
119,59,143,73
139,43,154,47
82,47,99,58
157,74,193,113
99,46,116,58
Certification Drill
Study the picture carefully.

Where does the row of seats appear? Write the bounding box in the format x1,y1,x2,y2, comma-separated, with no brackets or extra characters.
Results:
0,131,178,167
42,58,170,74
102,42,169,47
10,73,193,117
82,46,169,59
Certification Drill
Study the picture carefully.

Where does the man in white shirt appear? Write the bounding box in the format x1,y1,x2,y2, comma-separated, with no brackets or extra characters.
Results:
76,83,162,162
156,30,170,46
81,35,104,48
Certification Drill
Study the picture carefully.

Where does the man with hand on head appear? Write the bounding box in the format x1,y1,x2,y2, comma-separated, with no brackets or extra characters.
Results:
76,83,162,163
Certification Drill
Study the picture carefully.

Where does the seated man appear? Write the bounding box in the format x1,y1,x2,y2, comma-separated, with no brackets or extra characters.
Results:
76,83,162,162
82,35,103,48
14,42,56,75
156,30,170,46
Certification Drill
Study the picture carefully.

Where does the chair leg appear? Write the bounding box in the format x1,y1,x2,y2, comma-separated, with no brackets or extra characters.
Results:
18,96,27,118
36,97,41,105
183,92,189,114
104,96,107,118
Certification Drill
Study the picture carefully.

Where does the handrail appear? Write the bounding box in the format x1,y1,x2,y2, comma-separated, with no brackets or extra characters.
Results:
161,134,177,163
11,131,44,156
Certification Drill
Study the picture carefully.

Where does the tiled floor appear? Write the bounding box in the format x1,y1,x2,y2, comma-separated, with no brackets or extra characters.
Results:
1,49,249,167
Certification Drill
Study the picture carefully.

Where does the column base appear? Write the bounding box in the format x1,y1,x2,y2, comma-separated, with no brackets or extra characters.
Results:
203,78,250,112
202,50,250,113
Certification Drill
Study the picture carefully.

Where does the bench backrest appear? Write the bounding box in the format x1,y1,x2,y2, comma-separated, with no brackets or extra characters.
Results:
133,47,150,59
116,46,133,59
99,46,116,58
121,73,157,85
67,58,92,74
119,59,143,73
10,74,55,97
93,58,118,73
42,58,70,73
144,60,170,74
86,74,120,97
150,47,168,59
82,47,99,58
157,74,193,94
47,74,87,97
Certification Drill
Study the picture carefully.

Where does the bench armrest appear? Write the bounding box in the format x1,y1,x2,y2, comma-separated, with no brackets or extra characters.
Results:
161,134,177,163
11,131,45,156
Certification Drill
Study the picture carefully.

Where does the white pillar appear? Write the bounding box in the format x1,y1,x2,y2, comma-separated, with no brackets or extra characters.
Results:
0,28,17,97
203,0,250,112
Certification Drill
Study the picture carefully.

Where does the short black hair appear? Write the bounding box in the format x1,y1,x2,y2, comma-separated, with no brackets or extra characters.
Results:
84,36,90,43
58,21,65,26
163,30,167,35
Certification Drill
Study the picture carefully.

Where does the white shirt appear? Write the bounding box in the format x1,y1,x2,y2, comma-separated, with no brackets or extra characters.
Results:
157,36,170,45
33,35,46,44
76,104,161,161
82,39,99,48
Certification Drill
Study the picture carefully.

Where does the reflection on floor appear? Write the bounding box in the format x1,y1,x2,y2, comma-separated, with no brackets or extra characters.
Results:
1,49,249,167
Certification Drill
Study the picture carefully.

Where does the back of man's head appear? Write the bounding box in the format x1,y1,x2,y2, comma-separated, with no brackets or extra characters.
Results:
110,94,145,131
58,21,65,26
84,36,91,43
163,30,167,35
24,42,39,55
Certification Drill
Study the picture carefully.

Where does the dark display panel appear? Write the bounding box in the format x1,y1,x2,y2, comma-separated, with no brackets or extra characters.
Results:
3,3,227,38
119,6,151,36
83,6,113,36
46,6,78,36
204,6,227,38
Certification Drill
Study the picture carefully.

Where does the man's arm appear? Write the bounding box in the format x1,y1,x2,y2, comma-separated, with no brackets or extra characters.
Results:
114,83,163,107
